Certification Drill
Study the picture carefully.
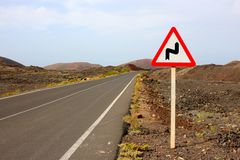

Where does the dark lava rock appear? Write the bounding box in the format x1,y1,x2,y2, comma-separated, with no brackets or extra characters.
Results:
217,131,240,149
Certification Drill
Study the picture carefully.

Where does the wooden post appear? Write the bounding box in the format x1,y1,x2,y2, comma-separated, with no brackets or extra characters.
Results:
170,67,176,149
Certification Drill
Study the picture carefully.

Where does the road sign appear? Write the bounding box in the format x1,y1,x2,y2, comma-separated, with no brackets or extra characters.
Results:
151,27,196,149
151,27,196,67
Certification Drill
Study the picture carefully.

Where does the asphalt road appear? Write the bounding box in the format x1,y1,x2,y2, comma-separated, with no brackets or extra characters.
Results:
0,72,137,160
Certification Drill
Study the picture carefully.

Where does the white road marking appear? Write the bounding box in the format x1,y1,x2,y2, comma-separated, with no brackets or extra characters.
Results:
0,77,121,121
59,76,135,160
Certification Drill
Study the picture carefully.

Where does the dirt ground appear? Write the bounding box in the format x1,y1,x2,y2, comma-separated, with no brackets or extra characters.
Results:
0,65,85,97
120,70,240,160
0,64,135,97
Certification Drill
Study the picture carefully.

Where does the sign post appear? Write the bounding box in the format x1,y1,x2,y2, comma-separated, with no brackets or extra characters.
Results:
151,27,196,149
170,67,176,148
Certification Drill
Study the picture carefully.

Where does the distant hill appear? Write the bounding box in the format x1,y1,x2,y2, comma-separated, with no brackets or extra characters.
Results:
121,64,145,71
181,60,240,82
124,59,157,70
0,56,25,68
45,62,102,71
152,60,240,82
224,60,240,68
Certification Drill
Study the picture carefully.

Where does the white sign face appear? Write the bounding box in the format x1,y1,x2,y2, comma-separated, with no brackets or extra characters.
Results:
156,33,191,63
151,27,196,67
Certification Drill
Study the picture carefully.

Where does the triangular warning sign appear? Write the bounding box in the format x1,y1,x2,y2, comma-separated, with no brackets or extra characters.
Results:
151,27,196,67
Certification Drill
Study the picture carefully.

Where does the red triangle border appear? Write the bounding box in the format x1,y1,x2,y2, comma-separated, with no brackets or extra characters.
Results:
151,27,196,67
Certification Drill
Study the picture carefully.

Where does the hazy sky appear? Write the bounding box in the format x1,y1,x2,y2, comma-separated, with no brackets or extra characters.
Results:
0,0,239,66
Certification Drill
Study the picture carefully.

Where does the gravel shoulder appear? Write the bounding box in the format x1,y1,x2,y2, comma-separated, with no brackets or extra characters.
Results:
119,70,240,160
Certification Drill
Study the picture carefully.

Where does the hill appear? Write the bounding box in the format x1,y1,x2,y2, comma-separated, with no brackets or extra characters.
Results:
181,60,240,82
45,62,102,71
0,56,25,68
125,59,156,70
121,64,145,71
149,60,240,82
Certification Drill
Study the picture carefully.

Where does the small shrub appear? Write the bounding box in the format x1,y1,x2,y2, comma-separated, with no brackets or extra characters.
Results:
1,89,21,97
104,71,118,77
209,125,217,134
195,111,214,123
118,143,149,160
131,104,140,114
195,131,206,138
123,115,141,134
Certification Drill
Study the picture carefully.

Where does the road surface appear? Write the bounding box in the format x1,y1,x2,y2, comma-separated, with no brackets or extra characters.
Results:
0,72,137,160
